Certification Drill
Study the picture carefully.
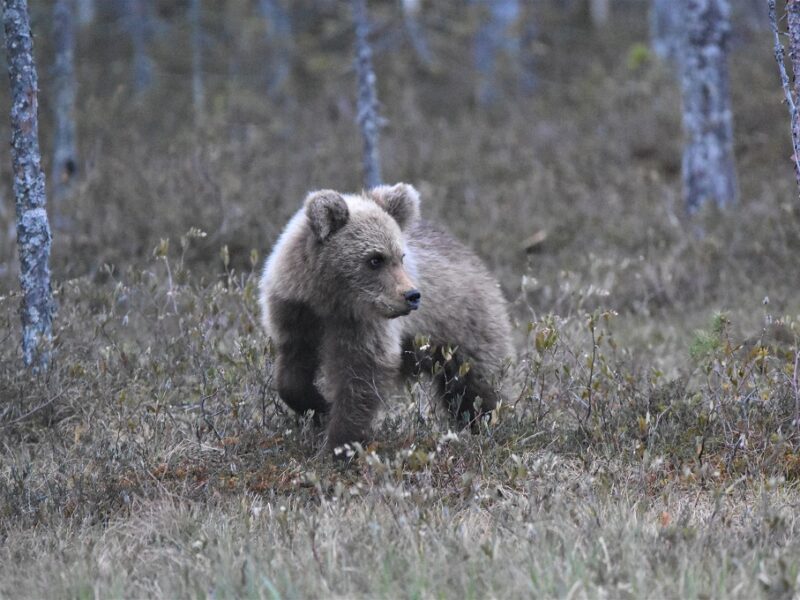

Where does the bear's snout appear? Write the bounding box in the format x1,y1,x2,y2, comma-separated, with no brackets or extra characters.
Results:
404,289,421,311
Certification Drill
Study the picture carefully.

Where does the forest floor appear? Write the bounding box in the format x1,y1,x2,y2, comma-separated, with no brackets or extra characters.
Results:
2,5,800,599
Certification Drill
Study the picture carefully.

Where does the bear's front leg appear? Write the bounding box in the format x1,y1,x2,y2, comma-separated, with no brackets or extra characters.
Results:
270,299,329,417
322,328,398,456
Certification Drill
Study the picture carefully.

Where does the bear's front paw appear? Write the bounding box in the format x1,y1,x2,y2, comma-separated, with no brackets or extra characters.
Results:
326,422,369,460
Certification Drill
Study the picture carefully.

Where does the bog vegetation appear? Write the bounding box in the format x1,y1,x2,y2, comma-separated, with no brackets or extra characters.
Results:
2,2,800,598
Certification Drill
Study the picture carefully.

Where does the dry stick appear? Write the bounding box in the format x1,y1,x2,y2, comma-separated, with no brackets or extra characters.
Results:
768,0,800,190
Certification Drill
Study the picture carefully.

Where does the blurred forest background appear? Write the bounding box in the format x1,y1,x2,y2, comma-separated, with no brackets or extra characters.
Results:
3,1,800,597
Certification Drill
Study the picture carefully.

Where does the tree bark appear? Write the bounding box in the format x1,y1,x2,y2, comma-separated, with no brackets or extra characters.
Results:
679,0,738,214
2,0,55,369
258,0,292,96
651,0,681,62
402,0,432,66
127,0,153,93
190,0,204,122
473,0,521,106
768,0,800,192
351,0,382,189
519,0,538,94
76,0,93,26
589,0,610,28
52,0,78,205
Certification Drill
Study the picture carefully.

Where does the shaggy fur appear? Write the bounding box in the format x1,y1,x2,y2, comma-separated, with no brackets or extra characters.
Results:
259,183,514,453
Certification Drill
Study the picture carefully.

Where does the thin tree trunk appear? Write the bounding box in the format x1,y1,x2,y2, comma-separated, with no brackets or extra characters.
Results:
190,0,204,122
589,0,610,27
651,0,681,62
128,0,152,93
76,0,93,26
402,0,432,66
258,0,291,96
768,0,800,191
679,0,738,214
351,0,382,189
473,0,521,106
788,1,800,132
52,0,78,205
2,0,55,369
519,0,538,94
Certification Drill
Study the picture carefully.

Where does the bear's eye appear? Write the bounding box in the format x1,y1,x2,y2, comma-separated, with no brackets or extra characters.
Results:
367,254,385,269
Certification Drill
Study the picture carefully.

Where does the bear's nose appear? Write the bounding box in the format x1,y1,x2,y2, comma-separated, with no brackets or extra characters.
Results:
404,289,421,310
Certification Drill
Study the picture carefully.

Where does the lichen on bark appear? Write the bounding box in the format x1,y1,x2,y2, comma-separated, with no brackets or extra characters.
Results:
3,0,55,369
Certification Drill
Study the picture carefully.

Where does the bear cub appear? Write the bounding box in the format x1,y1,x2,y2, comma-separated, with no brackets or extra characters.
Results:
259,183,514,454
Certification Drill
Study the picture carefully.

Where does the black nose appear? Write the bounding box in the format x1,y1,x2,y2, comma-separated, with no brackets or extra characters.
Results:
404,289,421,309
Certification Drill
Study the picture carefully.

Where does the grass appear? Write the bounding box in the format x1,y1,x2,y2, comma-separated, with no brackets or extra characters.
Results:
1,2,800,598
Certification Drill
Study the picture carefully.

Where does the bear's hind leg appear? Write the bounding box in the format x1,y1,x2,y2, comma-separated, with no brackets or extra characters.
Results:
435,352,499,429
271,300,329,417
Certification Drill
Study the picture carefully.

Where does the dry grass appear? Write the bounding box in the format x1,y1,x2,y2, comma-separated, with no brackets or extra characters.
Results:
1,2,800,598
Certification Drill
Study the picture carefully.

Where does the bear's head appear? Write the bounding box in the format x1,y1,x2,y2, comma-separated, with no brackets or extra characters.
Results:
304,183,421,320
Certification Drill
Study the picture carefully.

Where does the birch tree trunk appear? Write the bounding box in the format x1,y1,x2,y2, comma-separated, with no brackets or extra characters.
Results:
402,0,432,66
190,0,204,122
2,0,55,369
258,0,291,96
651,0,681,62
519,0,538,94
76,0,93,26
589,0,610,28
768,0,800,192
473,0,521,106
351,0,382,188
679,0,738,214
52,0,78,205
128,0,153,93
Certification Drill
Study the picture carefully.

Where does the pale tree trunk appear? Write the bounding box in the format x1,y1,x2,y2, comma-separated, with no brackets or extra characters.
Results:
76,0,93,26
52,0,78,205
519,0,538,94
589,0,610,27
351,0,382,188
787,0,800,148
769,0,800,192
651,0,681,62
2,0,55,369
402,0,432,66
127,0,153,93
190,0,204,122
473,0,521,106
258,0,292,96
679,0,738,214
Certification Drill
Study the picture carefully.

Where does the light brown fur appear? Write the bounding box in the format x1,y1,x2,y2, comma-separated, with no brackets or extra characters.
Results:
259,183,514,453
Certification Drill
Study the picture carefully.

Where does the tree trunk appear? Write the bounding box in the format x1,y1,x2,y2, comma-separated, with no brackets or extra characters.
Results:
679,0,738,214
128,0,152,93
2,0,55,369
519,0,538,94
651,0,681,62
402,0,432,66
76,0,93,26
589,0,610,27
351,0,382,189
258,0,292,96
473,0,521,106
769,0,800,192
190,0,204,122
51,0,78,205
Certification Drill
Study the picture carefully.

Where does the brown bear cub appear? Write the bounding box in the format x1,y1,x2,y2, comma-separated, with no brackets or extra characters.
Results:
259,183,514,454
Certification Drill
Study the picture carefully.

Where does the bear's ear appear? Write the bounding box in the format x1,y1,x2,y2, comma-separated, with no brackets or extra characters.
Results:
305,190,349,242
369,183,421,230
